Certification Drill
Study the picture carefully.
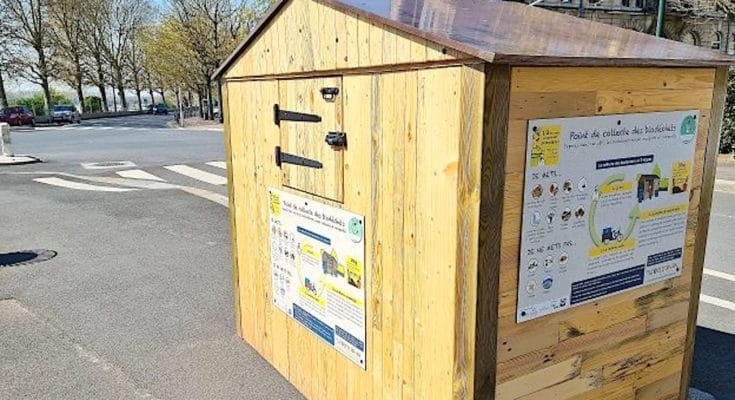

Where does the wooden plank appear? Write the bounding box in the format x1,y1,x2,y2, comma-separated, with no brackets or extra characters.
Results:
342,74,374,400
222,84,241,337
517,371,602,400
474,64,511,399
512,68,715,93
496,356,582,400
401,70,419,400
679,65,729,399
453,65,485,400
414,66,462,400
636,372,681,400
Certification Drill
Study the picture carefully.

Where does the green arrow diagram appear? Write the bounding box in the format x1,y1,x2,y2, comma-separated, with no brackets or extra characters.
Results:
588,173,628,247
623,205,640,241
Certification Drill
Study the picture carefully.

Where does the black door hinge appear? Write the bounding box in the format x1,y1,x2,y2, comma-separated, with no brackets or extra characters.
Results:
274,104,322,126
275,146,323,169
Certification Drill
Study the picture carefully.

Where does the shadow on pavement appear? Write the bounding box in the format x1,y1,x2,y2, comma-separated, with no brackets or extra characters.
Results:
692,326,735,400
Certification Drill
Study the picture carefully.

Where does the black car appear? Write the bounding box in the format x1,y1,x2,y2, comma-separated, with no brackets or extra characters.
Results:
148,104,168,115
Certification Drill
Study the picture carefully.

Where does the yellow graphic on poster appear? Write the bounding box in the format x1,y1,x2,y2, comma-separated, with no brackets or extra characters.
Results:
530,124,561,167
268,188,367,368
671,160,691,194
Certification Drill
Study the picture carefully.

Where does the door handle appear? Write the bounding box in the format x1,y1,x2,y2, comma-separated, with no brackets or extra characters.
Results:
325,132,347,149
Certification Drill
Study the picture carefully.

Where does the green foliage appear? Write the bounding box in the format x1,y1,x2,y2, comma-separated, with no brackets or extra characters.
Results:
84,96,103,113
721,68,735,154
12,91,73,116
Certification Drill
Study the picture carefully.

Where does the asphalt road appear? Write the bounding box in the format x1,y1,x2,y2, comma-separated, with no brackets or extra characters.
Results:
692,159,735,399
0,115,304,400
0,115,733,399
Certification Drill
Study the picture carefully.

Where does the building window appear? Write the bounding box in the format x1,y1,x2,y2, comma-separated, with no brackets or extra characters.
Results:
634,0,644,7
730,34,735,54
621,0,630,6
712,32,722,50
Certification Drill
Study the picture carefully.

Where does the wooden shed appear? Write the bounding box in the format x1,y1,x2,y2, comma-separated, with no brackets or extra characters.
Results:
214,1,733,399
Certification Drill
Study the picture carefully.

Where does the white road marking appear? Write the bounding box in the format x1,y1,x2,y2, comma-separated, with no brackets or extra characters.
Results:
164,165,226,185
715,179,735,194
116,169,166,182
700,294,735,312
81,161,136,170
704,268,735,283
180,187,229,206
34,177,136,192
206,161,227,169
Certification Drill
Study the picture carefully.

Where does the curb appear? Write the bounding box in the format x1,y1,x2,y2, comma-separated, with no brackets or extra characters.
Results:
0,155,42,165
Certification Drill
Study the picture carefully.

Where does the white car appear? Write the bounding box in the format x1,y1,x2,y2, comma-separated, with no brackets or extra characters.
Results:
51,105,81,124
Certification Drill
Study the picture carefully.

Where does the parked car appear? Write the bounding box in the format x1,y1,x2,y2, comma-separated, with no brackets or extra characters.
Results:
0,106,36,127
52,105,81,124
152,104,168,115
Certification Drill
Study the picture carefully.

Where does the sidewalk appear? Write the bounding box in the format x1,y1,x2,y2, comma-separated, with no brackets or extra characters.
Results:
168,117,223,132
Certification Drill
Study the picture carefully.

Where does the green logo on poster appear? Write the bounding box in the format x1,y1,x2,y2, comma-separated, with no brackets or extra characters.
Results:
680,115,697,144
348,218,364,243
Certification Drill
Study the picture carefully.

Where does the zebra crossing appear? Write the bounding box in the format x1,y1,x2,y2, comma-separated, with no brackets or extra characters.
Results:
35,126,178,132
33,161,230,207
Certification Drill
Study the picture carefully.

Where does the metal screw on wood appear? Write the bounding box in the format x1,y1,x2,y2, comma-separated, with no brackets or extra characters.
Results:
0,123,12,157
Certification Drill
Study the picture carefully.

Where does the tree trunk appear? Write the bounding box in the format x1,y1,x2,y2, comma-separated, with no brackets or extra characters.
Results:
76,83,85,114
148,88,155,104
206,79,214,121
197,89,204,118
41,79,52,116
136,89,143,111
98,85,109,112
160,89,166,105
117,83,127,110
112,87,117,112
0,72,8,109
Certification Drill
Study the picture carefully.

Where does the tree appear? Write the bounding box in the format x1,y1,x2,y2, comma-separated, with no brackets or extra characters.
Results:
125,30,147,111
0,10,17,108
100,0,151,111
0,0,56,113
49,0,86,112
79,0,110,112
166,0,271,119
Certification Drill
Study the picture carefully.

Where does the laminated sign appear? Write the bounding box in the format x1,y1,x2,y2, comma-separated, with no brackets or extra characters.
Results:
517,111,699,322
268,189,367,368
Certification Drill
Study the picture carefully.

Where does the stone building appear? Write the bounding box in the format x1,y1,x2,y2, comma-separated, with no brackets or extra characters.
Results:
525,0,735,53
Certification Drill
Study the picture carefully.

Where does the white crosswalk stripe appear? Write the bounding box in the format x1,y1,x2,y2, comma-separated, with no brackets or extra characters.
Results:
700,294,735,312
164,165,227,185
206,161,227,169
34,177,137,192
704,268,735,283
116,169,167,182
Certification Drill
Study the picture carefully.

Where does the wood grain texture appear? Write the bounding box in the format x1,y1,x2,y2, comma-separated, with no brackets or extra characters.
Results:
214,0,733,78
678,66,729,399
495,66,717,400
222,0,463,79
227,65,484,400
222,84,242,337
474,64,511,400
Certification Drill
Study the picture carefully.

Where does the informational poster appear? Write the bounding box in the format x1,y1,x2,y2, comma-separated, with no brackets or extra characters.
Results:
268,188,367,368
517,111,699,323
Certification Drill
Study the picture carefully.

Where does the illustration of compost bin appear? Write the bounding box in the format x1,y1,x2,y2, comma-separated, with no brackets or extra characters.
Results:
213,0,733,398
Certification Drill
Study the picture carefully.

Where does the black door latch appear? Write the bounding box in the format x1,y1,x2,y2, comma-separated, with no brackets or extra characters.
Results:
275,146,323,169
325,132,347,149
274,104,322,126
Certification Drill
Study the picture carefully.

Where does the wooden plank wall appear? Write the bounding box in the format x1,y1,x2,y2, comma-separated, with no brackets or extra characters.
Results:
493,67,717,400
225,64,485,400
223,0,463,79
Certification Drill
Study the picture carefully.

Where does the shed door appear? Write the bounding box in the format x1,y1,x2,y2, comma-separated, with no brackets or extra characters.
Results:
277,77,344,202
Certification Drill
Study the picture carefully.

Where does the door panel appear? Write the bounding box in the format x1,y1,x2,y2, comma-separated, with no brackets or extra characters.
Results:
278,77,344,202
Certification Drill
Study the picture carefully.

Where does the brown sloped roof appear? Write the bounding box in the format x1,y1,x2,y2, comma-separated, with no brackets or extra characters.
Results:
214,0,733,78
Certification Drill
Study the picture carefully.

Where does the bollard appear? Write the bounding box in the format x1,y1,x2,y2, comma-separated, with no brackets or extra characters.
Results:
0,122,12,157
